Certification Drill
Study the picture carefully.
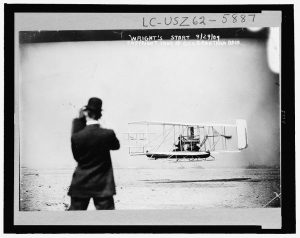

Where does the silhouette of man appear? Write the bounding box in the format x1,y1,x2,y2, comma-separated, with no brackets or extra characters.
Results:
174,135,184,151
68,97,120,210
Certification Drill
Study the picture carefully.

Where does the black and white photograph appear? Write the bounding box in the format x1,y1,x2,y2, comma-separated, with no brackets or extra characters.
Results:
6,5,295,232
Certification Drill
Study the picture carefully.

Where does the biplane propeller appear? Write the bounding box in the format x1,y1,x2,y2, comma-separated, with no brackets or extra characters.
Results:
125,119,248,162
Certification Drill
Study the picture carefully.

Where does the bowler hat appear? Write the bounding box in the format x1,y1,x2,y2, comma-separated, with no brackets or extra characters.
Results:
84,97,102,113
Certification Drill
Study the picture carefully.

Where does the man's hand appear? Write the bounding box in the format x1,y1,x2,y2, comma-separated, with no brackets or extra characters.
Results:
79,106,86,118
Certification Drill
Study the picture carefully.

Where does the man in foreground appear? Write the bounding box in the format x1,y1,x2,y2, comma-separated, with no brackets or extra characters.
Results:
68,97,120,210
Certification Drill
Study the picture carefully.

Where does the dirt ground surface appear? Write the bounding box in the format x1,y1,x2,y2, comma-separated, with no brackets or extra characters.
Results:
20,167,280,211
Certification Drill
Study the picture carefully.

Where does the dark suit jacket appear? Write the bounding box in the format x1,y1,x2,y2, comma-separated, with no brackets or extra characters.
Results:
68,122,120,198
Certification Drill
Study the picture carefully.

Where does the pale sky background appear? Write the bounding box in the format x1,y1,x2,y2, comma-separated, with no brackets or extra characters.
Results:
19,34,280,169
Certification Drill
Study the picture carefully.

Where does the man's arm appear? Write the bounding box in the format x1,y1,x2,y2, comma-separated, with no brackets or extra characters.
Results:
71,118,86,135
109,130,120,150
71,107,87,135
71,136,81,162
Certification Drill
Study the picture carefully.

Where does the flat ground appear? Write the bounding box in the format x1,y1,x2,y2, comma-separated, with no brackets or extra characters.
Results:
20,166,280,211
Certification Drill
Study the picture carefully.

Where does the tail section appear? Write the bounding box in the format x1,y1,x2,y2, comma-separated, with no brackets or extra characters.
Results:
236,119,248,150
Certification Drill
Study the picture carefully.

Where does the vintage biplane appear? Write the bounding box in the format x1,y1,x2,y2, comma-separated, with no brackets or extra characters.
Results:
125,120,248,161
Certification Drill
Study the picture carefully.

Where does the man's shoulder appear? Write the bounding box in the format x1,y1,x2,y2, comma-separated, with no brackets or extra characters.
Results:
72,125,116,138
98,127,116,135
74,126,114,135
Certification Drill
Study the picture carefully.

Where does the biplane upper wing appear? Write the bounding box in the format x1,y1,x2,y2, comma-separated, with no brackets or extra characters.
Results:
128,121,236,128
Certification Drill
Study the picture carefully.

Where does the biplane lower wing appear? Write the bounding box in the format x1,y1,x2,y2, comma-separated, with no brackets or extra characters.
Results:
146,151,210,159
